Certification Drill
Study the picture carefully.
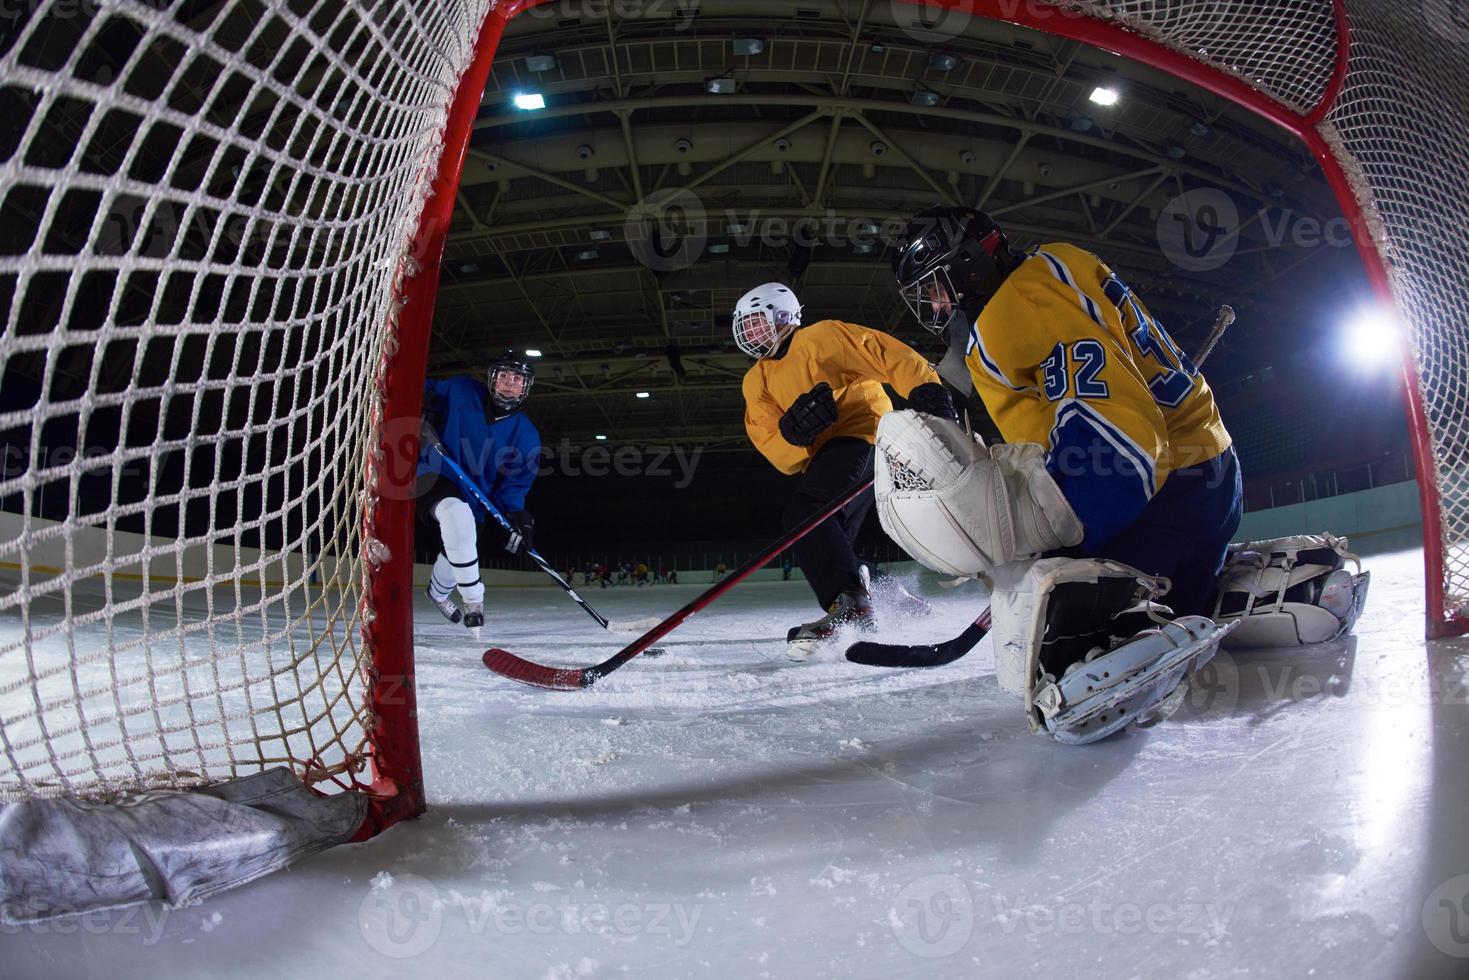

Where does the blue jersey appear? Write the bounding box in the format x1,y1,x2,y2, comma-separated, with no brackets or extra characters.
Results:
418,376,541,516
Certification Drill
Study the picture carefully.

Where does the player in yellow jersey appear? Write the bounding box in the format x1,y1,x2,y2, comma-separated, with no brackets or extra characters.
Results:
735,282,946,660
874,207,1243,743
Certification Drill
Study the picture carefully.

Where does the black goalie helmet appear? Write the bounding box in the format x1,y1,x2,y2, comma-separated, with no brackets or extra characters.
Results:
487,351,535,412
893,206,1014,333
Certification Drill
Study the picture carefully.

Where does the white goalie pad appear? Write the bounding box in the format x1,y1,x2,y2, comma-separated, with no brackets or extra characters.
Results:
989,558,1236,745
874,411,1082,577
1213,533,1370,648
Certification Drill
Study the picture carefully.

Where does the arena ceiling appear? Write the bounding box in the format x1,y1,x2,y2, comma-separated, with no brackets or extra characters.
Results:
435,0,1343,450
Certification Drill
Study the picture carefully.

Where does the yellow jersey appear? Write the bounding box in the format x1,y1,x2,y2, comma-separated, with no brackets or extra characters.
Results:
966,242,1232,549
744,319,939,475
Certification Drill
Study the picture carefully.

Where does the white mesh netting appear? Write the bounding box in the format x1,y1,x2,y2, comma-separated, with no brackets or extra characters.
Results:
1056,0,1469,623
0,0,490,802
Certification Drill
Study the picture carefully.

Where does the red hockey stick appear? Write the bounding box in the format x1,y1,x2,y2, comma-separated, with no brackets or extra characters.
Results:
483,478,875,690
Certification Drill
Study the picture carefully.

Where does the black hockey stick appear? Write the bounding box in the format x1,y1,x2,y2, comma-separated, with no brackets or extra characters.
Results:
425,443,659,634
845,606,992,668
482,478,875,690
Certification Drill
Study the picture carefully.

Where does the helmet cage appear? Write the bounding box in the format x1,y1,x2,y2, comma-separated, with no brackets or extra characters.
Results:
734,306,799,358
898,265,964,334
488,362,534,411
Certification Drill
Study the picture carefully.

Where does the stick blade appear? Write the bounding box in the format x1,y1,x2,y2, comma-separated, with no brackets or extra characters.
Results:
483,649,588,690
845,619,990,668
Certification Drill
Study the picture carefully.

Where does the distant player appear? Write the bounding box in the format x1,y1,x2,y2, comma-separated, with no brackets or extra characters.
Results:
417,351,540,636
735,282,947,660
877,207,1243,741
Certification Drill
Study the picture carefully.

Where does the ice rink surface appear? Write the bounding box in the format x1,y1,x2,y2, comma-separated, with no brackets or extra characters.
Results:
6,546,1469,979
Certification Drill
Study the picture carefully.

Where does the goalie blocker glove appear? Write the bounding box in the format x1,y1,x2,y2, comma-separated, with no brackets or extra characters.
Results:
779,382,839,447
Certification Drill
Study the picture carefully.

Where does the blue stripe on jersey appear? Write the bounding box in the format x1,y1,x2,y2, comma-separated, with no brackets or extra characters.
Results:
1036,250,1106,329
1046,398,1157,551
969,323,1034,393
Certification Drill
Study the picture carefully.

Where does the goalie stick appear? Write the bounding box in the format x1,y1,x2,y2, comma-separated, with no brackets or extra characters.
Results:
483,478,876,690
846,606,992,668
1192,304,1235,369
425,443,659,634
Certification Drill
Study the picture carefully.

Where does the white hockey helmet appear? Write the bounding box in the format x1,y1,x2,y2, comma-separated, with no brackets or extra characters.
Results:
732,282,802,358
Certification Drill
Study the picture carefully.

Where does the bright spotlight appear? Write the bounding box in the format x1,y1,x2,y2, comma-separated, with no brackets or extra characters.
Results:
513,92,546,111
635,391,651,399
1089,86,1120,107
525,348,542,357
1342,306,1403,371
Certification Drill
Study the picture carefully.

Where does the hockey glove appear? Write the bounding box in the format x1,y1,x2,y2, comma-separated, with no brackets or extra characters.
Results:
779,382,839,447
505,509,535,554
906,382,958,421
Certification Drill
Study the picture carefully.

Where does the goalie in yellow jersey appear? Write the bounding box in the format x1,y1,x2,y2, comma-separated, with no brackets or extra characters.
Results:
877,206,1245,744
735,282,949,661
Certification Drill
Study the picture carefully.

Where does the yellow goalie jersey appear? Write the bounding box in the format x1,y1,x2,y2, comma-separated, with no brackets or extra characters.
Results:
966,242,1231,551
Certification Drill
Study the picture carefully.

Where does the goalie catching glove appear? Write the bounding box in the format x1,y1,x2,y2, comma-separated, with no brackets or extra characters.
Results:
874,410,1083,577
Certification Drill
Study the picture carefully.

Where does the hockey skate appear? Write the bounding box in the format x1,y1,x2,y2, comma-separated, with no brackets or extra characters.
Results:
990,558,1235,746
426,586,461,625
786,589,876,662
462,601,484,640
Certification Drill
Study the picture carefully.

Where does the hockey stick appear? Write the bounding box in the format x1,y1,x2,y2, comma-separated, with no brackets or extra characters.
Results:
425,443,659,634
1191,305,1235,369
846,606,992,668
482,478,876,690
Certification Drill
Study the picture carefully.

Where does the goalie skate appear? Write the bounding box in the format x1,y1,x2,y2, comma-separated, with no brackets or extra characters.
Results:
989,557,1234,745
1031,615,1236,745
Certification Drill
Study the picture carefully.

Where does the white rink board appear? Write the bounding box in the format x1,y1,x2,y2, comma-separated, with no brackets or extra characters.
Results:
3,547,1468,979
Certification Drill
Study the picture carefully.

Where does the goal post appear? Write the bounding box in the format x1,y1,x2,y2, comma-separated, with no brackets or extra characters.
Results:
881,0,1468,639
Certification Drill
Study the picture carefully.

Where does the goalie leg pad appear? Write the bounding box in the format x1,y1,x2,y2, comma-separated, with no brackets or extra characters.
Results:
874,411,1082,578
1213,533,1370,648
988,557,1234,744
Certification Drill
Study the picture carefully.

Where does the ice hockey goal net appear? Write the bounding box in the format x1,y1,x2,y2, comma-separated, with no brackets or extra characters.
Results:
0,0,506,825
0,0,1464,822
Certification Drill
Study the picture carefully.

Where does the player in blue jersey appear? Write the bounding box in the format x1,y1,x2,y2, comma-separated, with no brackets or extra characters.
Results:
417,352,541,635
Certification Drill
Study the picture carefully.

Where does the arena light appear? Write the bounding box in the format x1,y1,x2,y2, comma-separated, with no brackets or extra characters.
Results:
594,434,608,441
1342,305,1404,371
1089,86,1120,106
512,91,546,111
635,391,651,399
525,348,542,357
